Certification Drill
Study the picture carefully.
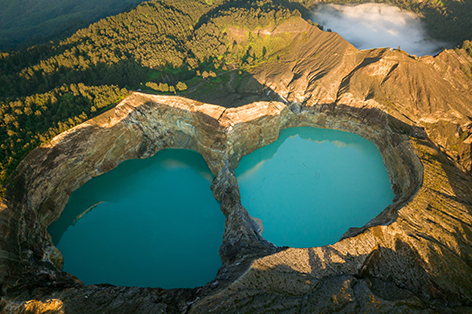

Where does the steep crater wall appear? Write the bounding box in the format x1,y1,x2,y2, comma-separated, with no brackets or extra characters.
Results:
2,92,463,313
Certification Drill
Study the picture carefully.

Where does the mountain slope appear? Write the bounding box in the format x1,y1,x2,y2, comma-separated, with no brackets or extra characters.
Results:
0,0,147,51
0,0,303,194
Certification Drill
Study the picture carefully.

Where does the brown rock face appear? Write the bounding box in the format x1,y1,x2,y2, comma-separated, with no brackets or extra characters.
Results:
1,18,472,313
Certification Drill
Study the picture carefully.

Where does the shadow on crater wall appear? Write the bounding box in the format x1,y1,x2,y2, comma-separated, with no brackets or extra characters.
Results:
180,70,283,108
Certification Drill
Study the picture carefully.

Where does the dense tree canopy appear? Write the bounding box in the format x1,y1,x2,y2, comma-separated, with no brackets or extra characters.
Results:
0,0,301,196
0,0,146,51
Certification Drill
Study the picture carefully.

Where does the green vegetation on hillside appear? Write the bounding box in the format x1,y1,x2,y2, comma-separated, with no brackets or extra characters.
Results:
461,40,472,58
0,0,146,51
0,0,302,196
2,0,471,52
456,40,472,80
0,84,126,189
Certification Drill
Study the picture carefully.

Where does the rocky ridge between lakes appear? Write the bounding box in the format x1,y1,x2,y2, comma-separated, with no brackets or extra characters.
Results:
1,17,472,313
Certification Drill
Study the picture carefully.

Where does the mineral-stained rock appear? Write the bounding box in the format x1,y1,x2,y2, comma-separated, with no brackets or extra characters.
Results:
1,17,472,313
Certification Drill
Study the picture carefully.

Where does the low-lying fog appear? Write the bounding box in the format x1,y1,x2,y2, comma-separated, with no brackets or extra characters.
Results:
311,3,448,56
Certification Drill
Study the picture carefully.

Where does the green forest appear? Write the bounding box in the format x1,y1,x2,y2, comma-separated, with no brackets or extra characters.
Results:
0,0,145,51
2,0,470,52
0,0,471,197
0,0,301,196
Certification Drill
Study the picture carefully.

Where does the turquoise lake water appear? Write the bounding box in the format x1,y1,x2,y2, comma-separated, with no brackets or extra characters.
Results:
235,127,395,248
48,149,225,288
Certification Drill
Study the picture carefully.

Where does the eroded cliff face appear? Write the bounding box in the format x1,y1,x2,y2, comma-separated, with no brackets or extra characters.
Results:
1,17,472,314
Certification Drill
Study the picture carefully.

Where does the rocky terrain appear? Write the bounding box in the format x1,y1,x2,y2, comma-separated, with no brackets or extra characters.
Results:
1,18,472,313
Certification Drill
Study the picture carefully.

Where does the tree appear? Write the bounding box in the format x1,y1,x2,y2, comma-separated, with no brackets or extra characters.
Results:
145,82,159,90
158,83,169,92
176,81,188,91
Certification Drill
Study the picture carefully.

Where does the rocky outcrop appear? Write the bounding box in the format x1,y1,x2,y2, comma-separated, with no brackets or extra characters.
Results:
1,17,472,313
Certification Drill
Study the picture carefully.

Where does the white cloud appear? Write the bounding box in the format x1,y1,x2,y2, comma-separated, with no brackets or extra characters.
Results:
311,3,449,56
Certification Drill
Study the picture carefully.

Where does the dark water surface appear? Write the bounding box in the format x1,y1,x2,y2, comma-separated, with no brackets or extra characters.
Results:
235,127,394,248
48,149,224,288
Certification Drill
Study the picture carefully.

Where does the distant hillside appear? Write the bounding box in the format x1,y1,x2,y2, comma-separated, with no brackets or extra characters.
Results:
305,0,472,46
1,0,470,52
0,0,145,51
